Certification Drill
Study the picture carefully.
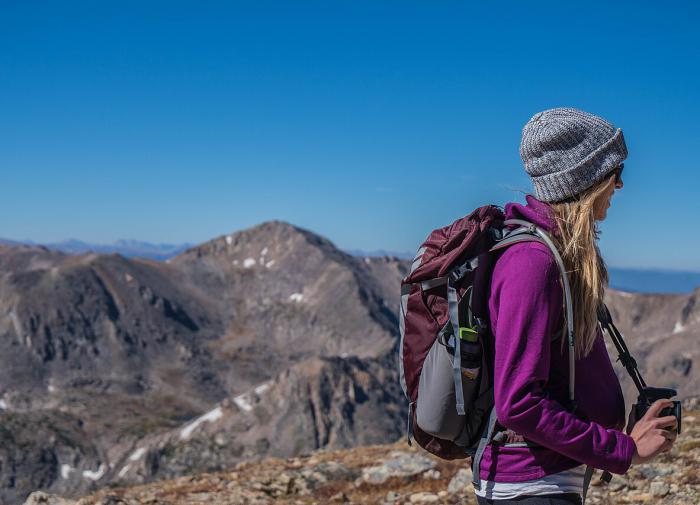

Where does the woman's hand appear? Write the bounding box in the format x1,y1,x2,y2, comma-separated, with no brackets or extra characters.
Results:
629,399,678,464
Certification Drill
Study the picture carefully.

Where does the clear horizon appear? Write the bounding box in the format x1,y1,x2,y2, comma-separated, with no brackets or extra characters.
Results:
2,1,699,270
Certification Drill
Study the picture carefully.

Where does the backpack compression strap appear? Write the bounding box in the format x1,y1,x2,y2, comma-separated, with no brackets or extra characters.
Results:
401,255,480,417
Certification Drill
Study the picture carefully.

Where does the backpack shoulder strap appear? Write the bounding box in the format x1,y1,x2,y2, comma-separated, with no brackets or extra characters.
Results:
471,220,578,490
494,219,577,410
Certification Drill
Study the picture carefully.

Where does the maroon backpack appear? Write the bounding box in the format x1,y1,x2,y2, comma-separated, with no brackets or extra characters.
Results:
398,205,574,464
399,207,619,502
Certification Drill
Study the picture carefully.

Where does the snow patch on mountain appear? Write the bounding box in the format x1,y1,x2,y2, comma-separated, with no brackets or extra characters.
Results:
254,382,271,395
129,447,146,461
83,464,106,481
233,394,253,412
233,381,272,412
180,407,224,440
9,311,22,339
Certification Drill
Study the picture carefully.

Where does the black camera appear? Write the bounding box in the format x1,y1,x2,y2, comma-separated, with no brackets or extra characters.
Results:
633,386,682,434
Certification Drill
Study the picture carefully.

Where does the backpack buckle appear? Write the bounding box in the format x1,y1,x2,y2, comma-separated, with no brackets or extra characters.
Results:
488,227,504,241
469,316,488,334
449,257,479,284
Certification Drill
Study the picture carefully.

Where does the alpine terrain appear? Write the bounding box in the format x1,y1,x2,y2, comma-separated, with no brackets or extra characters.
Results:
0,221,696,504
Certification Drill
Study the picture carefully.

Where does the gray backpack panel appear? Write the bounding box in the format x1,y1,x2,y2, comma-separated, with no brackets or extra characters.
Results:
416,337,480,444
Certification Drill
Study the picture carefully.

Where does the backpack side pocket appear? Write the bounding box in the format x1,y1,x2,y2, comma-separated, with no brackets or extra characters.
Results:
416,337,481,441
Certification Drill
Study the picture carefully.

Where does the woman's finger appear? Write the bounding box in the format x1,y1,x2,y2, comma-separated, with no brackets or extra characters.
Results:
652,417,678,431
663,430,677,442
645,399,674,420
654,415,678,429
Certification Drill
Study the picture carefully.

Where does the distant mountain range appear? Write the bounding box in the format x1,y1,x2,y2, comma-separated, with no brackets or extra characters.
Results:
0,238,194,260
2,238,698,294
343,248,414,260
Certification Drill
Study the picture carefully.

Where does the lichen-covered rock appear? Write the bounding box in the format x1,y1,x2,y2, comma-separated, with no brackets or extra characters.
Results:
447,467,474,495
23,492,76,505
650,479,670,497
361,452,436,484
384,490,401,502
408,491,439,503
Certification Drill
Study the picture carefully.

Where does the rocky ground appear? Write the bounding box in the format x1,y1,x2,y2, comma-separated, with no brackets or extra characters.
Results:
24,410,699,505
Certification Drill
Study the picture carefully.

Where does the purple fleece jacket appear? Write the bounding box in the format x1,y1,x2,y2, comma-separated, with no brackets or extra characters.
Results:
478,195,636,482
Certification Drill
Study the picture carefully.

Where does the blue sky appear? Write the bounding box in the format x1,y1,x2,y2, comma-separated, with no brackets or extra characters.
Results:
1,1,699,270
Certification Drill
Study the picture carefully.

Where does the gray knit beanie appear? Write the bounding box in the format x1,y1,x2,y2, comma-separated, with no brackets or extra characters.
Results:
520,107,628,202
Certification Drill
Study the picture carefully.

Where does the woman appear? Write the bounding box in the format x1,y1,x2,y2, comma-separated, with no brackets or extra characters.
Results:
475,108,678,504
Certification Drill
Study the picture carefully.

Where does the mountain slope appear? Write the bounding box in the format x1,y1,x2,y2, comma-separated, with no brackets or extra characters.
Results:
171,221,401,361
605,288,699,404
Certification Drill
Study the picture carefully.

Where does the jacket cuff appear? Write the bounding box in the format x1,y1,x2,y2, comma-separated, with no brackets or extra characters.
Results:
608,430,636,475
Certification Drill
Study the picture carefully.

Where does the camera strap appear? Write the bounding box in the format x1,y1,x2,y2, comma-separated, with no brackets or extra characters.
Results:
594,303,652,495
598,304,648,399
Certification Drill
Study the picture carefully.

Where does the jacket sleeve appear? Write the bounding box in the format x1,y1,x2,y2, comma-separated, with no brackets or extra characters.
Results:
489,244,636,475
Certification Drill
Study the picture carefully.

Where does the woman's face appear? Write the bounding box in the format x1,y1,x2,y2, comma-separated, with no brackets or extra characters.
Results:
593,165,624,221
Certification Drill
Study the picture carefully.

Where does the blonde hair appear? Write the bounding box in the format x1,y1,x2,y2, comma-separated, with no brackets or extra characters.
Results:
548,173,616,358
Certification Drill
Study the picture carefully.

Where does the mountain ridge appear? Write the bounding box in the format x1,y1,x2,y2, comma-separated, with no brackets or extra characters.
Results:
4,230,700,293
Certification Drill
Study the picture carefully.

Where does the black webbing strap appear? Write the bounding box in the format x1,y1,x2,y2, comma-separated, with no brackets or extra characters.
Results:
595,304,650,492
471,407,499,490
582,465,594,504
598,304,648,398
470,252,494,324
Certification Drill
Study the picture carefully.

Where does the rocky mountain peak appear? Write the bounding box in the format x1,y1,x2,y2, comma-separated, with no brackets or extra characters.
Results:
173,219,347,268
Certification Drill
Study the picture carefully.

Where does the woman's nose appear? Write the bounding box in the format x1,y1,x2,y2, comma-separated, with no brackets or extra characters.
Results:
615,176,624,190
